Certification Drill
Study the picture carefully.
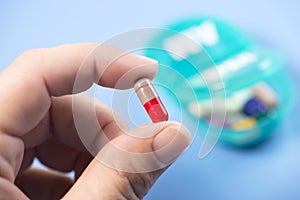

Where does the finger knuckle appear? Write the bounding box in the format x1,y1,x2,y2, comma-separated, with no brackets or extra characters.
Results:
117,171,153,199
20,48,42,59
0,134,24,181
14,48,45,68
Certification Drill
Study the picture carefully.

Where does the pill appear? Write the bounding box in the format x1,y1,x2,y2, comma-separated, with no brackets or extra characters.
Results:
230,117,257,131
252,82,278,108
134,78,168,123
242,97,268,117
188,88,251,117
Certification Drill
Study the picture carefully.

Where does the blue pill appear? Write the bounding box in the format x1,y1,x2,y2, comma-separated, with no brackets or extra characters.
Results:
242,97,268,116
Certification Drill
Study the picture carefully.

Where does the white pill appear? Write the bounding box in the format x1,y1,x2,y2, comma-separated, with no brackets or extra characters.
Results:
252,82,277,108
188,88,252,117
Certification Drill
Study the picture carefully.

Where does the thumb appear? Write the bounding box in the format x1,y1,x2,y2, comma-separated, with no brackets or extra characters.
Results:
63,122,191,200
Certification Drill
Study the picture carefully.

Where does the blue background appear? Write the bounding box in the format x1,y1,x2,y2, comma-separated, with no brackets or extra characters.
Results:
1,1,300,199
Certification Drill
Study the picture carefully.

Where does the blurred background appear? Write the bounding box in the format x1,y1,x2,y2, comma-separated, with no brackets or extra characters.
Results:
1,1,300,199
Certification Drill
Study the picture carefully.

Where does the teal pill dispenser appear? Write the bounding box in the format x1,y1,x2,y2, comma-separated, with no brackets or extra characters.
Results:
144,16,293,147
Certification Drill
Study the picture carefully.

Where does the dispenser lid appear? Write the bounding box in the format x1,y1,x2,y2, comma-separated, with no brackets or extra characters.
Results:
145,16,284,97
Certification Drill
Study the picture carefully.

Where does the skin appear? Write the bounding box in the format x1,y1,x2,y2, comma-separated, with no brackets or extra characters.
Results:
0,43,191,200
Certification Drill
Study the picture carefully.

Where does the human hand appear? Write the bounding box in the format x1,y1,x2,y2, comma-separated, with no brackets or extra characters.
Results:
0,43,191,199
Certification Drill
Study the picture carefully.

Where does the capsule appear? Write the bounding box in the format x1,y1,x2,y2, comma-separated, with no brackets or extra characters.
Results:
134,78,168,123
242,97,268,117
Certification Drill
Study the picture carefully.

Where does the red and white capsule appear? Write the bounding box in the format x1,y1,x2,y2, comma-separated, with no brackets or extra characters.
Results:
134,78,168,123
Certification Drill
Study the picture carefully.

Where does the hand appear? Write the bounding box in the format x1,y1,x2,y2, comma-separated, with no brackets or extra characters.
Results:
0,43,191,200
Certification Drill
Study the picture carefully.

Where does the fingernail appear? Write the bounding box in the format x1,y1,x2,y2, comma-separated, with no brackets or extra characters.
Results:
135,54,158,64
152,124,191,164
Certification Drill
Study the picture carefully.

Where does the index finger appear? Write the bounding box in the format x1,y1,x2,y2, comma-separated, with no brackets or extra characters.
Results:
0,43,158,135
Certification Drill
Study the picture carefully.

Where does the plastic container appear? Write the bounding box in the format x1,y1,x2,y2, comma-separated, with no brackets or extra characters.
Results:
144,16,293,147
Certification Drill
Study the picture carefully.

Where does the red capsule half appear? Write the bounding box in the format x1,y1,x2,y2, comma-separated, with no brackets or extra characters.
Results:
134,78,168,123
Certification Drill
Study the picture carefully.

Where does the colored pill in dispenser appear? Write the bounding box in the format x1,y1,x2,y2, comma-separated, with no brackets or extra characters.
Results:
134,78,169,123
242,97,268,117
242,83,278,117
229,116,257,131
199,82,278,131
